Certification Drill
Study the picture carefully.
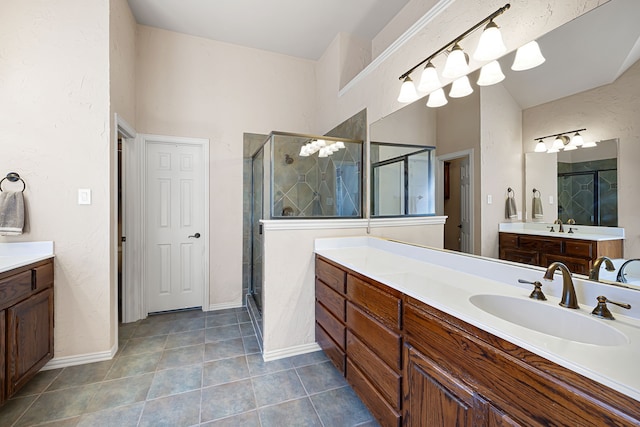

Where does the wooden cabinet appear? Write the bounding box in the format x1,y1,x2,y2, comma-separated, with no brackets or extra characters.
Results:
499,232,623,275
316,254,640,426
0,259,54,405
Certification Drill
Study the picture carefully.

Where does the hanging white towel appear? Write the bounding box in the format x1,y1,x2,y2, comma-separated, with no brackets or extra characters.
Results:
0,191,25,235
532,192,544,219
505,189,517,219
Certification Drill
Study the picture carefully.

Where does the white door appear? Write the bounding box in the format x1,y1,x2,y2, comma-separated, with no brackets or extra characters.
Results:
145,140,205,313
459,156,472,253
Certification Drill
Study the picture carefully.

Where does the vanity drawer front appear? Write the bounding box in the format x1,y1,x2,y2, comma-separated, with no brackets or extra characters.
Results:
347,302,402,371
519,236,562,254
346,359,401,427
0,271,33,310
347,275,402,331
541,254,591,276
315,301,345,350
34,262,54,291
564,240,593,258
316,278,345,322
347,330,402,411
499,233,519,248
316,323,345,374
316,257,346,294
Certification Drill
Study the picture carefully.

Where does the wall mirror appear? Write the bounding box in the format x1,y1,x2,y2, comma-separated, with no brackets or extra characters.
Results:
370,143,436,217
368,0,640,284
525,139,618,226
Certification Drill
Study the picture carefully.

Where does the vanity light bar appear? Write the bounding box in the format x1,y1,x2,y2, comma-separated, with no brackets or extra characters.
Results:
533,128,593,153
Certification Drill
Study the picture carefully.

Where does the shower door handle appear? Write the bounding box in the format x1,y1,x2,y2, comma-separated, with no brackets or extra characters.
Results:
188,233,201,239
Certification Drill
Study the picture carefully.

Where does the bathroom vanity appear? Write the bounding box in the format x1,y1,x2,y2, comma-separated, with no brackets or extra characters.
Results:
498,223,624,275
315,237,640,426
0,242,54,405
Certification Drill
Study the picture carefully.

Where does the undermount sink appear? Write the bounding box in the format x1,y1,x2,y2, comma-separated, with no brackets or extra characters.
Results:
469,294,629,346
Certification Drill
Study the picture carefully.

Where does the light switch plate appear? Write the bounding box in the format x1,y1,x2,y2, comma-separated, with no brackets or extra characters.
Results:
78,189,91,205
487,195,492,204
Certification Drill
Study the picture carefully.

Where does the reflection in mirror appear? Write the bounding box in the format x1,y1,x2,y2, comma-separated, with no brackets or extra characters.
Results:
371,143,435,216
525,139,618,226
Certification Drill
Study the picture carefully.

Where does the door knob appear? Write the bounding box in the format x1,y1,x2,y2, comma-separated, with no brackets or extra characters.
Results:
188,233,201,238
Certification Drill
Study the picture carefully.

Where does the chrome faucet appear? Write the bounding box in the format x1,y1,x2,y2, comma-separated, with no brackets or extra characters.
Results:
617,259,640,283
589,256,615,281
543,262,579,309
553,219,564,233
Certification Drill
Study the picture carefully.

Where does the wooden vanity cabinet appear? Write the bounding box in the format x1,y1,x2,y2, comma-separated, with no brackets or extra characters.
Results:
499,232,623,275
403,295,640,426
0,259,54,404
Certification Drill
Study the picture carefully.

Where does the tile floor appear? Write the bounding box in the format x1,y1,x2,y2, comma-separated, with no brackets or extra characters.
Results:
0,307,378,427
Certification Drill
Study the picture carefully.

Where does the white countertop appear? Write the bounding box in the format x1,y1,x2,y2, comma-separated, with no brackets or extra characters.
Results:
499,222,624,241
0,242,55,273
315,236,640,402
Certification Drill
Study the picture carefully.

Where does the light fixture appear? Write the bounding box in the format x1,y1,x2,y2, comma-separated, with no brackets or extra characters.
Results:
418,62,441,93
442,43,469,79
449,76,473,98
473,20,507,61
396,4,512,105
512,40,546,71
477,60,505,86
426,88,448,108
397,76,418,103
534,139,547,152
582,140,598,148
533,128,588,154
299,139,346,158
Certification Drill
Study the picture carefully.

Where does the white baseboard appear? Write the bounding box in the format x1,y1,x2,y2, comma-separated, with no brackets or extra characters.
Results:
42,344,117,370
262,342,321,362
208,301,244,311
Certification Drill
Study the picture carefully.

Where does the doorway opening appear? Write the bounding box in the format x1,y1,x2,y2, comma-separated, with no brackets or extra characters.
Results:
438,150,474,254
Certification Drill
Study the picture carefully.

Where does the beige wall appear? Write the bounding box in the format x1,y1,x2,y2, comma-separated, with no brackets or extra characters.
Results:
0,0,112,359
523,59,640,258
135,26,318,309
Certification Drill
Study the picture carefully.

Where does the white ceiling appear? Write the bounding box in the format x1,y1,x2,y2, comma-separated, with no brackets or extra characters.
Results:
127,0,410,60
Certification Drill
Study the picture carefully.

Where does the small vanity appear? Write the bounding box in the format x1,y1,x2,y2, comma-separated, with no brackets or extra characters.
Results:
315,236,640,426
0,242,55,405
498,223,624,275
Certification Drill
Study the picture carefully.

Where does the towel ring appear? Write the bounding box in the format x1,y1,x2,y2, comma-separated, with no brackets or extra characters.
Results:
0,172,26,192
507,187,515,198
533,188,541,198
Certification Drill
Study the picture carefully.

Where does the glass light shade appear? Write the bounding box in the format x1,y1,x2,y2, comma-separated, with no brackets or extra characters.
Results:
418,62,441,93
534,141,547,153
335,141,345,149
511,40,546,71
299,146,310,156
477,61,505,86
328,144,340,152
398,76,418,103
442,44,469,79
449,76,473,98
570,132,584,147
547,147,560,153
552,136,566,150
473,21,507,61
426,88,448,108
318,147,329,158
582,140,598,148
316,139,326,147
563,144,578,151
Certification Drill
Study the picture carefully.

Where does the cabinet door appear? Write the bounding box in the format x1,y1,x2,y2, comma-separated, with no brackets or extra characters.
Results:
404,344,485,427
7,288,54,397
0,309,5,405
541,253,590,275
499,248,539,266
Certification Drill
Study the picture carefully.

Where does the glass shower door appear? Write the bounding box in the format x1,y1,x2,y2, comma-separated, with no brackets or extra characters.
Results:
251,148,264,312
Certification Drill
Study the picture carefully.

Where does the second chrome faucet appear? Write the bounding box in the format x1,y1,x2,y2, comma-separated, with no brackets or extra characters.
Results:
543,261,579,309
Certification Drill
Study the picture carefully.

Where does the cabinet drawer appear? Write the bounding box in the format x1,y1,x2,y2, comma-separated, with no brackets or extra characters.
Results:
0,271,33,310
499,233,518,248
347,275,401,331
34,262,54,291
520,236,562,253
541,254,591,276
316,279,345,322
315,301,345,350
346,359,401,427
316,257,346,294
347,302,401,371
564,240,593,258
347,331,401,411
316,323,345,374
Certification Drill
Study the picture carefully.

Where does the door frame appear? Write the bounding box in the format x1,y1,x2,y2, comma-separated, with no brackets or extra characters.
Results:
436,149,474,254
124,133,210,321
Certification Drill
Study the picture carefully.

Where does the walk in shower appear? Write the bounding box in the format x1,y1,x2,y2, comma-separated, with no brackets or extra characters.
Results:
249,132,363,314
